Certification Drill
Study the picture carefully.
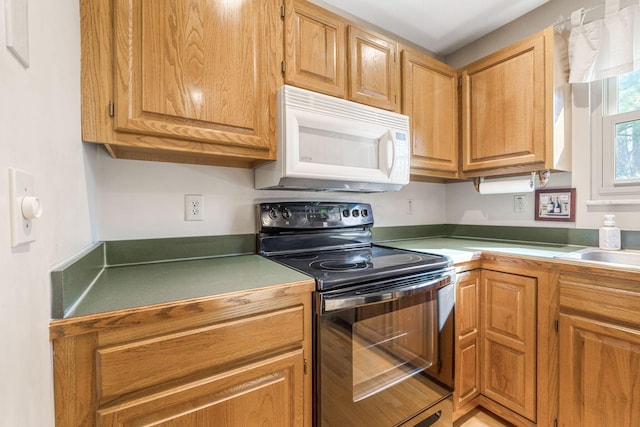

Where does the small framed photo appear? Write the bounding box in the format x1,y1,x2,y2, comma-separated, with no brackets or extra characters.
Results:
535,188,576,222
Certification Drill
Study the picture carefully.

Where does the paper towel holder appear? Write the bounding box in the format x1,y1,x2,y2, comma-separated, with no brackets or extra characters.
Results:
473,170,549,193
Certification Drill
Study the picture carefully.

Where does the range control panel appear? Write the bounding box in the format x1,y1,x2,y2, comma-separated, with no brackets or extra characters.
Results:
258,202,373,230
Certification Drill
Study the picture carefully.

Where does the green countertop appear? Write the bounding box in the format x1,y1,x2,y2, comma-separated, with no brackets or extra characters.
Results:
51,235,589,319
378,237,582,263
66,254,312,318
53,228,640,320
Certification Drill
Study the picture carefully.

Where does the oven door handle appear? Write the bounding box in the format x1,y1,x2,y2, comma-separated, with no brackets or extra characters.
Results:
321,273,453,313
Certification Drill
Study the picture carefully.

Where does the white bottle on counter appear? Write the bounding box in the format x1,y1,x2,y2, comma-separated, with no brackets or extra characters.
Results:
599,214,621,250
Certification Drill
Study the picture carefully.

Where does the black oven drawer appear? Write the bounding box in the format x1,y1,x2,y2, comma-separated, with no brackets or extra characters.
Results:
398,397,453,427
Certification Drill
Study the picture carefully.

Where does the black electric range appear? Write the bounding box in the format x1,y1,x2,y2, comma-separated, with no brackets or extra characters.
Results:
257,201,452,291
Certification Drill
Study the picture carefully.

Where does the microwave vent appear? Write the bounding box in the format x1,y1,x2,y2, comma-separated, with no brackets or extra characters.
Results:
282,86,409,131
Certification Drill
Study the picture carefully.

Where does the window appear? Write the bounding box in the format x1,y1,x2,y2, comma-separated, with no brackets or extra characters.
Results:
592,69,640,199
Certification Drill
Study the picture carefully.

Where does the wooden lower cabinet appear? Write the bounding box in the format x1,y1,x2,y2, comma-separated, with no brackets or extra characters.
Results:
454,270,481,411
51,287,313,427
558,270,640,427
480,270,537,422
97,350,304,426
453,262,544,426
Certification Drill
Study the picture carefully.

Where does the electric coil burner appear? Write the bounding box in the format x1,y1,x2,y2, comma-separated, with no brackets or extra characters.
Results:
258,201,455,427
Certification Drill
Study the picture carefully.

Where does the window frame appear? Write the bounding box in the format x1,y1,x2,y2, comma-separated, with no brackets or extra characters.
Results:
590,76,640,200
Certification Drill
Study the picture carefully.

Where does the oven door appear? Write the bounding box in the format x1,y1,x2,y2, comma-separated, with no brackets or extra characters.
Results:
315,271,455,427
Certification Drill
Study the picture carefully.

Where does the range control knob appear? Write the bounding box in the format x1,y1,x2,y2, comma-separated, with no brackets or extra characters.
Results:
352,209,360,217
281,207,292,220
342,209,350,218
361,209,369,217
268,207,279,220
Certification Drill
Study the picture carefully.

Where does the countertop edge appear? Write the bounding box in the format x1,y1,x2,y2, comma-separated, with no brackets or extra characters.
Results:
49,278,315,340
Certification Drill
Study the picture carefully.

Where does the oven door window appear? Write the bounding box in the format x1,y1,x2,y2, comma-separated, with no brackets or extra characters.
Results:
318,287,453,427
352,300,436,401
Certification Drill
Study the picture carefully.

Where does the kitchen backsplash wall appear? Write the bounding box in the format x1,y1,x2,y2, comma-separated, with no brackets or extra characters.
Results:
96,149,446,240
446,173,575,229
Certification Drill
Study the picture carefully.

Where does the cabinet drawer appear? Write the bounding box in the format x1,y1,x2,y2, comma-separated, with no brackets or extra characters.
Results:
559,273,640,325
97,305,304,403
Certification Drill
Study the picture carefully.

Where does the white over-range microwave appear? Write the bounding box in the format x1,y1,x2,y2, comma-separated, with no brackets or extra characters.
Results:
254,85,410,192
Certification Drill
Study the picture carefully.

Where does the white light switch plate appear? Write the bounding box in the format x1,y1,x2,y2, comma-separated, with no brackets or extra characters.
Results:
5,0,30,68
9,168,36,247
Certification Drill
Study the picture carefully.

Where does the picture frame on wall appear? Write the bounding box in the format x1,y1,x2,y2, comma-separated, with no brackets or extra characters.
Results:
535,188,576,222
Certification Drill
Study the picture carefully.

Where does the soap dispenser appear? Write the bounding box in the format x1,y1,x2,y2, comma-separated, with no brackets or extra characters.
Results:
599,214,621,250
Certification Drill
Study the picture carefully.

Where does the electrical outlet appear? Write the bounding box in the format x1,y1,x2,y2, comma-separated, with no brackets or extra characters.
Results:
514,195,526,213
407,199,413,215
185,194,204,221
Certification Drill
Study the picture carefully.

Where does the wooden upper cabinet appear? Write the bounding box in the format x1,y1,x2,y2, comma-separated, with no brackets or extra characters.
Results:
81,0,280,168
402,49,459,180
460,27,570,177
283,0,346,98
348,26,400,111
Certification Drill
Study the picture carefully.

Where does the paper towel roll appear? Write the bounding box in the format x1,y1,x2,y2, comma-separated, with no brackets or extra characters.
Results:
478,177,534,194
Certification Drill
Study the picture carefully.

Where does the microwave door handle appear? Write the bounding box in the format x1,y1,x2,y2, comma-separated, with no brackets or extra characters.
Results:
379,131,395,176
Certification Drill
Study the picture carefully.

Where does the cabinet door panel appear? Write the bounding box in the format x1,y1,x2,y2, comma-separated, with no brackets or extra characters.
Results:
461,32,546,172
454,271,480,410
113,0,274,149
97,350,304,427
559,313,640,427
348,26,399,111
402,49,458,179
457,340,479,404
480,270,536,421
284,0,345,98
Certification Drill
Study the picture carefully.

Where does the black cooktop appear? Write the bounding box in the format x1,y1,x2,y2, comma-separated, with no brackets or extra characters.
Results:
270,245,451,290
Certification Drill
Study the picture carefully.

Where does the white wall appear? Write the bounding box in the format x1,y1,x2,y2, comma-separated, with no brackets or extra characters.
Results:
446,173,574,227
0,1,96,425
445,0,640,231
97,149,446,240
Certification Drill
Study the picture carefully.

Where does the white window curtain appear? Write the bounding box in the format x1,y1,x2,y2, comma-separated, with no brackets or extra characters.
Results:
568,0,640,83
